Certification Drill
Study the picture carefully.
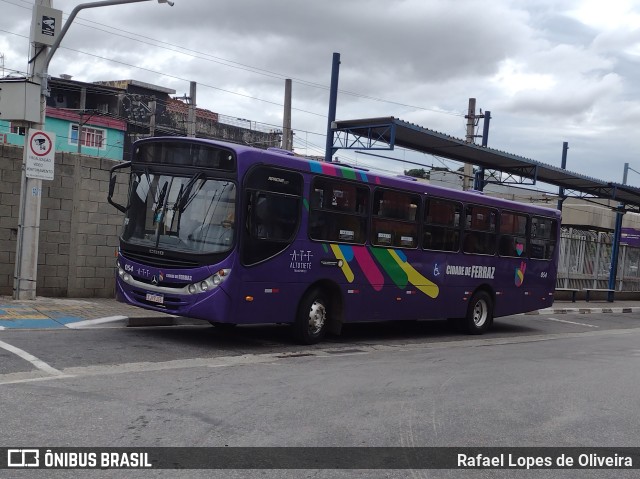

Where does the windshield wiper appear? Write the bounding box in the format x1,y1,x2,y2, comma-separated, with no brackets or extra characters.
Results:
169,172,206,237
175,171,206,214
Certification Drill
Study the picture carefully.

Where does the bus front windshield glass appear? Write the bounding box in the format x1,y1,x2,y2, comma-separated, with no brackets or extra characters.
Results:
122,171,236,254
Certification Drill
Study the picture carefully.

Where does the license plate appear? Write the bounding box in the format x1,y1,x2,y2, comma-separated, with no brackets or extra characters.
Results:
145,293,164,304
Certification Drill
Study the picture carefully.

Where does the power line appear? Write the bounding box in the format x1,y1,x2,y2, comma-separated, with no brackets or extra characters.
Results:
0,0,465,118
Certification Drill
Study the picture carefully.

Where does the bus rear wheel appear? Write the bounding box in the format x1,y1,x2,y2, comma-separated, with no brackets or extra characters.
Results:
293,288,329,345
461,291,493,334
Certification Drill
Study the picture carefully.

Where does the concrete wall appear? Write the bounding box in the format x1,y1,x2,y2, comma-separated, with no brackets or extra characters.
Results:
0,144,128,297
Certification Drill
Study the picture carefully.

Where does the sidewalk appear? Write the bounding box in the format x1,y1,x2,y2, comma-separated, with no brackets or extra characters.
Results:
0,296,182,330
1,296,639,330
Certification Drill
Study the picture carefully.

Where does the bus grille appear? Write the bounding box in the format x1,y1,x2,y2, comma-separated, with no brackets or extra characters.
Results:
121,250,200,269
134,276,191,289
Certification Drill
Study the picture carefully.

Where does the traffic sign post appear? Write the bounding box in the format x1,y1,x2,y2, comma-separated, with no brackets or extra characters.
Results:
14,0,172,299
14,135,46,300
14,130,55,299
13,0,54,300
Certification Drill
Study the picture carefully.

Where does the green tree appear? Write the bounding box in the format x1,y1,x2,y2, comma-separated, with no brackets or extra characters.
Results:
404,168,428,179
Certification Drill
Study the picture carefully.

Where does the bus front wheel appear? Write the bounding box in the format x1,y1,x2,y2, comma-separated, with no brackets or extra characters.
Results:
293,288,329,345
461,291,493,334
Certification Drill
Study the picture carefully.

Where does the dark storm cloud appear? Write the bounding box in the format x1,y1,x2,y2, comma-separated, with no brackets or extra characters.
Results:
1,0,639,183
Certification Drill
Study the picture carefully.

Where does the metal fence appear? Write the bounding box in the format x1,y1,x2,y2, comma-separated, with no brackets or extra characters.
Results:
557,228,640,291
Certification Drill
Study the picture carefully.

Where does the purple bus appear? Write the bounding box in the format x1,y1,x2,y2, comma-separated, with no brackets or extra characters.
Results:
108,137,560,344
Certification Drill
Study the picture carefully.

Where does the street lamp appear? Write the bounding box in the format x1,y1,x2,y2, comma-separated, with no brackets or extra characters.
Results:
13,0,174,300
40,0,174,111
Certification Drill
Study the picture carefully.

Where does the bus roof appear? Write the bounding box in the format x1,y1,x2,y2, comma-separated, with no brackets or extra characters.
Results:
136,136,560,218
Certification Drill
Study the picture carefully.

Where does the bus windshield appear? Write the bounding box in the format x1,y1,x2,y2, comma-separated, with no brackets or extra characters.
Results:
122,170,236,254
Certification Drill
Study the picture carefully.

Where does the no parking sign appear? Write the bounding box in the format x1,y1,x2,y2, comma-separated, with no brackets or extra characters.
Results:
26,129,55,180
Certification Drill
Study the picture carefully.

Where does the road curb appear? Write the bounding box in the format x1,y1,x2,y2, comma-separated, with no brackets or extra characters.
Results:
529,307,640,315
126,316,206,327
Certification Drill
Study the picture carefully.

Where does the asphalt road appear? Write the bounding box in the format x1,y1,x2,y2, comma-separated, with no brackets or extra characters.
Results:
1,312,639,478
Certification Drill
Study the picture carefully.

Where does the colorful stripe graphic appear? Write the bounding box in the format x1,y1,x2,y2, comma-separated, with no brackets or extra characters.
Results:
328,243,439,299
387,250,439,298
515,261,527,287
370,248,408,289
308,160,374,183
330,244,354,282
351,246,384,291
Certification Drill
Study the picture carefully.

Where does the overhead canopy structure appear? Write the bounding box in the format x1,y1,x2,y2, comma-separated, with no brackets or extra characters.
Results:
332,116,640,212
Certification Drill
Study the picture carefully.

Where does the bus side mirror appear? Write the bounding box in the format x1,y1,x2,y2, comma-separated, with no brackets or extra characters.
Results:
107,161,131,214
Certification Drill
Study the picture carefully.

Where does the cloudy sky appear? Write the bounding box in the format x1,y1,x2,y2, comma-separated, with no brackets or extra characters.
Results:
2,0,640,190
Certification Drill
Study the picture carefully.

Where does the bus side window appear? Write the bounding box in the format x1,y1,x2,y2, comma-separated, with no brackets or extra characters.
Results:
463,205,497,255
499,211,528,257
499,235,515,256
371,188,420,248
247,192,298,241
530,216,557,260
423,198,461,252
242,165,303,266
463,232,480,254
309,177,369,244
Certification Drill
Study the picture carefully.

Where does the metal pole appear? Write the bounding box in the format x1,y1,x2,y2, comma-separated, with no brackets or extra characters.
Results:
149,98,156,137
474,110,490,191
187,81,196,137
463,98,476,190
607,162,628,301
324,52,340,162
13,0,51,299
557,142,568,211
282,79,292,150
77,86,86,154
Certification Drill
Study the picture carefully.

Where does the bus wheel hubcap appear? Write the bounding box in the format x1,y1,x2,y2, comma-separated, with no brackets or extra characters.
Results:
308,300,326,335
473,300,487,327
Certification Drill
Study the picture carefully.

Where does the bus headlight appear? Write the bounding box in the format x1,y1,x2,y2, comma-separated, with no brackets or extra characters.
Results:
187,269,231,295
117,264,131,283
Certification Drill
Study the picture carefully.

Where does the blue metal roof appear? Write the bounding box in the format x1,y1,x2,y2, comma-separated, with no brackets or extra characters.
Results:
332,116,640,211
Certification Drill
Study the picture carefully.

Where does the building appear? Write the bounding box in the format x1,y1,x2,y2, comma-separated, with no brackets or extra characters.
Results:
1,76,282,162
0,76,127,161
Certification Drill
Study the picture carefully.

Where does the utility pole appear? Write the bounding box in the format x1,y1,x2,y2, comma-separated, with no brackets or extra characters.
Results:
148,97,156,137
282,78,292,151
187,81,196,137
77,86,86,154
14,0,54,300
463,98,476,190
324,52,340,162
